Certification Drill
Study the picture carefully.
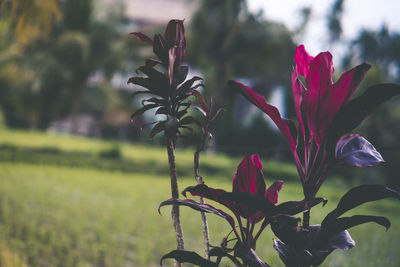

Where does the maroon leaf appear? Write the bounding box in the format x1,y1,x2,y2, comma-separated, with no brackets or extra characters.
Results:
232,155,266,196
193,90,209,114
329,83,400,141
235,244,271,267
322,185,400,226
273,239,312,267
265,181,284,204
130,32,153,45
177,76,203,97
159,198,237,235
276,197,327,215
160,250,217,267
335,134,384,167
153,34,169,65
131,104,159,118
181,184,239,216
210,108,226,122
329,215,391,234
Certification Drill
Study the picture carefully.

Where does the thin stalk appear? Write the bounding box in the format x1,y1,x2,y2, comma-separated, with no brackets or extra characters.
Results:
166,137,184,267
194,143,211,259
251,217,270,247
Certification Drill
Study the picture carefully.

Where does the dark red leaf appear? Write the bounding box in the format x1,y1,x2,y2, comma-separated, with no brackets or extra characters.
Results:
276,197,327,215
130,32,153,45
160,250,217,267
131,104,158,118
232,155,266,196
193,90,209,114
235,244,271,267
322,185,400,226
210,108,226,122
329,215,391,234
329,83,400,142
273,239,312,267
158,198,237,236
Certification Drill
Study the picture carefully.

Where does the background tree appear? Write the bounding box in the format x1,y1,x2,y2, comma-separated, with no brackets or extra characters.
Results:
188,0,295,155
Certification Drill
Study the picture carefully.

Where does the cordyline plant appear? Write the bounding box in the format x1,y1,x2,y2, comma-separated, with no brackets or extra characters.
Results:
129,19,208,266
158,43,400,267
226,45,400,266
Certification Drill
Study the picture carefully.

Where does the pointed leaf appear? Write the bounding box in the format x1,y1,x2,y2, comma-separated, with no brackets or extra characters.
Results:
159,198,237,235
131,90,151,99
322,185,400,226
155,107,168,115
308,230,354,266
273,240,312,267
229,80,297,152
182,184,240,217
235,244,270,267
329,83,400,141
130,32,153,45
160,250,217,267
329,215,391,234
193,106,207,117
193,90,209,114
276,197,327,215
131,104,159,118
335,134,384,167
210,108,226,122
149,121,166,139
142,97,165,106
177,65,189,85
219,192,277,217
209,248,243,267
179,116,199,126
153,34,169,65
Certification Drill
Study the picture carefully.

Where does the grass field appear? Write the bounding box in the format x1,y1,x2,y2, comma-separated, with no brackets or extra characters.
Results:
0,129,399,266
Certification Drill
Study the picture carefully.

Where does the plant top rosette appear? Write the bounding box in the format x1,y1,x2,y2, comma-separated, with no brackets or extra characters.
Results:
229,44,400,205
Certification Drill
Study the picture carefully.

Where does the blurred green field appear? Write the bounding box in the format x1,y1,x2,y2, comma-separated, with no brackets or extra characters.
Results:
0,129,399,266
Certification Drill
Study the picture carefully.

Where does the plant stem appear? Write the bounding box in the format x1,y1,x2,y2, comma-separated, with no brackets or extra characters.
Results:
194,144,211,259
166,137,184,267
303,206,310,228
193,147,211,260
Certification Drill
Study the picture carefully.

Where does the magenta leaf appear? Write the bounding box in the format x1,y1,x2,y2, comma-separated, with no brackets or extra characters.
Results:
335,134,384,167
160,250,217,267
293,45,314,77
232,155,266,196
265,180,284,204
228,80,297,152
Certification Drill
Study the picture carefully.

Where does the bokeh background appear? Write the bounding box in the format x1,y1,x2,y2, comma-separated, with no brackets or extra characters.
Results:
0,0,399,266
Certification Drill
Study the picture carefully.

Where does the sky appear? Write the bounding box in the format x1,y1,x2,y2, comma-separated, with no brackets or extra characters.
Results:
247,0,400,59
